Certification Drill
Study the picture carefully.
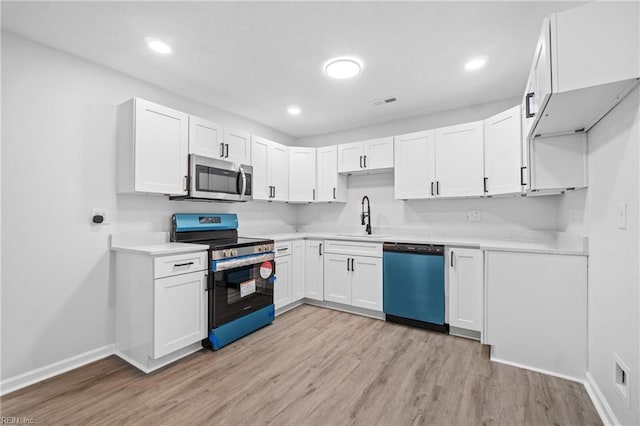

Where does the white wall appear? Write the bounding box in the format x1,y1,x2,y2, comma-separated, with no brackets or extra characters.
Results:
299,173,561,236
296,97,520,147
559,88,639,425
0,32,298,382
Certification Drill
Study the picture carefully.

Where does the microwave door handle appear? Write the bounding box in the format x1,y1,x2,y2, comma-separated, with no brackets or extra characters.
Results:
239,166,247,199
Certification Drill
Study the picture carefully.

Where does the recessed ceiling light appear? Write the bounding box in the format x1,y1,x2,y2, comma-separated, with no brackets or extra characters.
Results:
325,58,362,79
146,38,172,55
287,106,301,115
465,56,488,71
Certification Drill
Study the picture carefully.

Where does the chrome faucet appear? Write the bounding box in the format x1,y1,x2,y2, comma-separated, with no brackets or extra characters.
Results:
361,195,372,235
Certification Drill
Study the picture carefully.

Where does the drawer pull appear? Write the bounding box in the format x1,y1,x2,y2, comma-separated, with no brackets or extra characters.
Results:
174,261,194,267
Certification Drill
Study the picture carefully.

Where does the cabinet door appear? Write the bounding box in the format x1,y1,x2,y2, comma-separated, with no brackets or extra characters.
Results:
448,248,483,332
317,146,347,202
323,253,351,305
434,121,484,198
224,128,251,164
291,240,306,302
532,18,552,125
363,136,394,170
305,240,324,301
188,116,224,158
134,98,189,195
154,271,206,359
394,130,435,199
269,142,289,201
337,142,363,173
288,147,317,202
251,135,270,200
351,256,382,311
274,255,292,309
484,106,523,196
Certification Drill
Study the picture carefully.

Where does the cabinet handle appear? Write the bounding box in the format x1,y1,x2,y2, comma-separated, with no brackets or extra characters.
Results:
225,143,229,158
351,258,355,271
319,243,322,256
436,181,440,195
312,188,316,200
220,143,225,158
520,166,527,186
174,261,194,267
333,187,336,200
431,182,434,196
525,92,535,118
273,186,276,198
483,177,488,193
363,155,367,168
450,252,454,268
359,156,363,168
183,175,189,192
278,247,289,252
347,258,350,271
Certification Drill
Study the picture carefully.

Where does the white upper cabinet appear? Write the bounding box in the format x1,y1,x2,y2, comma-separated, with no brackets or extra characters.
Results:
394,130,435,200
251,136,289,202
337,137,394,174
117,98,189,196
525,2,640,138
317,145,347,202
188,118,251,164
223,128,251,164
483,106,523,196
188,116,224,159
434,121,484,198
288,147,317,202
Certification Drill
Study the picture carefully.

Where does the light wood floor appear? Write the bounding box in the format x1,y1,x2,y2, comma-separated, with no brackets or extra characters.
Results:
2,305,601,425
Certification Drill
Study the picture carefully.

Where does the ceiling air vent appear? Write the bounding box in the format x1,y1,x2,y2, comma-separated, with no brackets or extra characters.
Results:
372,97,398,106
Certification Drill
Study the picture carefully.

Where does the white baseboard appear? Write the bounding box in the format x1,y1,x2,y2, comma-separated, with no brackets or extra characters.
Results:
490,354,584,384
584,372,619,426
0,344,115,396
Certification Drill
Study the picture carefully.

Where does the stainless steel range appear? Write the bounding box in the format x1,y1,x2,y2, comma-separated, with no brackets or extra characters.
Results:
171,213,275,350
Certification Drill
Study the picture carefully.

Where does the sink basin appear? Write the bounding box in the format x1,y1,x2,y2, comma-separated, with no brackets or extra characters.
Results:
336,233,389,239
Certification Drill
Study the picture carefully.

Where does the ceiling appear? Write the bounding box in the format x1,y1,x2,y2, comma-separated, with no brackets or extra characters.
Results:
1,1,581,138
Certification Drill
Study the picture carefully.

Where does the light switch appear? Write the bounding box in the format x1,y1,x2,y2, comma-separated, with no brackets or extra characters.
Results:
616,202,627,229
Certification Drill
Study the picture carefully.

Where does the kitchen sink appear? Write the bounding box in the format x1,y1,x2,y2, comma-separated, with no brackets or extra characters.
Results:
336,233,389,239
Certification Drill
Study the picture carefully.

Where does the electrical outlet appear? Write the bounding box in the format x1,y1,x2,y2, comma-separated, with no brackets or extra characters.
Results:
321,212,327,221
614,353,630,407
90,208,109,225
616,202,627,229
467,210,481,222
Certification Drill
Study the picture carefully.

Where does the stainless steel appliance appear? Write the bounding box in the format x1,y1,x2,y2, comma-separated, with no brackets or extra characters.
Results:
171,213,275,350
171,154,252,202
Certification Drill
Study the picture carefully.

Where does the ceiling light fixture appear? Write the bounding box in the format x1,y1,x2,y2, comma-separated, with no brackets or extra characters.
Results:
325,58,362,79
146,38,172,55
287,106,301,115
464,56,488,71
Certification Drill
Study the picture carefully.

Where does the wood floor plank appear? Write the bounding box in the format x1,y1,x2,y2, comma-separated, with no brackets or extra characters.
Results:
1,305,601,425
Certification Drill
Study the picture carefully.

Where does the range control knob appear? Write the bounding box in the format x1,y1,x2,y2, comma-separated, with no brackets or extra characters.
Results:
232,249,238,257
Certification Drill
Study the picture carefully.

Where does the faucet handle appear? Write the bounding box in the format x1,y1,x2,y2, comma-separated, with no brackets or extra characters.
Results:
360,213,365,225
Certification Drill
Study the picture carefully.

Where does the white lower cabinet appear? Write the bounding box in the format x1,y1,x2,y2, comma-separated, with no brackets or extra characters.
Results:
304,240,324,301
154,271,207,358
274,240,305,311
447,248,483,334
115,250,207,373
323,241,382,312
351,257,383,311
485,250,587,379
323,253,352,304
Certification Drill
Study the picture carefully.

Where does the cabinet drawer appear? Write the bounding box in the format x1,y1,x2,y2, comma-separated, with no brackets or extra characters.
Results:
274,241,293,258
324,240,382,258
154,252,207,279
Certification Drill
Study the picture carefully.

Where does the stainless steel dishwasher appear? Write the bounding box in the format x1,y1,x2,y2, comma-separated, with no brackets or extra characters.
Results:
383,242,448,333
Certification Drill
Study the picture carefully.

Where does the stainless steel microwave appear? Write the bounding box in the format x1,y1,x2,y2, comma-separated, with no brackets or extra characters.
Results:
172,154,252,202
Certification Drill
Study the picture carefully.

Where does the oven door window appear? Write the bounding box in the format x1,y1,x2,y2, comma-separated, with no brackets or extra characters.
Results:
211,260,274,328
195,164,241,195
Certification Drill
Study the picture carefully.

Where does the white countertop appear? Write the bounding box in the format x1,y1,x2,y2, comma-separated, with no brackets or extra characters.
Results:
251,232,587,256
110,242,210,256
